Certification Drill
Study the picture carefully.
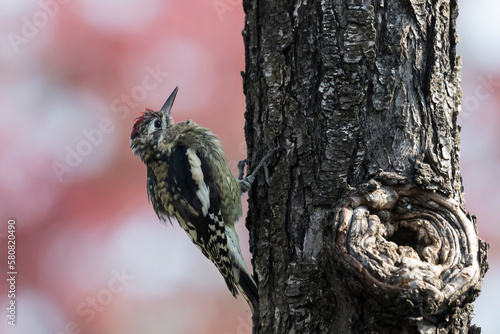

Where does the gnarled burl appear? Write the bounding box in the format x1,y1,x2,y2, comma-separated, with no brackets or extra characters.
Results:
334,178,482,326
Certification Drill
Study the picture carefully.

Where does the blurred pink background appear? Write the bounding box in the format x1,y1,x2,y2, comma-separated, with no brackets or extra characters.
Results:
0,0,498,333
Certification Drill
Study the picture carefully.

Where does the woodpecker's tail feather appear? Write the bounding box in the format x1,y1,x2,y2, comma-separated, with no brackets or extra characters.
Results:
238,271,259,314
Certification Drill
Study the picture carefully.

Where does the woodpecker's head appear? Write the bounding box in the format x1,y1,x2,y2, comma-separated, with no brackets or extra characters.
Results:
130,86,178,162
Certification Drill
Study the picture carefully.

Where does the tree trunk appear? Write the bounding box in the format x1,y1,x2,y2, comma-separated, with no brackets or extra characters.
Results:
242,0,488,333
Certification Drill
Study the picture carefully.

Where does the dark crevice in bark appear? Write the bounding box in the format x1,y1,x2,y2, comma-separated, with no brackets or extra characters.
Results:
423,10,436,100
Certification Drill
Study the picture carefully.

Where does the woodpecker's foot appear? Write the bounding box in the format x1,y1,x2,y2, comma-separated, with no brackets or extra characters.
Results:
238,147,278,193
238,159,248,180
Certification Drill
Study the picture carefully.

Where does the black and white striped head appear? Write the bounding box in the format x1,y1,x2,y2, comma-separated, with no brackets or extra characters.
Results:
130,86,178,162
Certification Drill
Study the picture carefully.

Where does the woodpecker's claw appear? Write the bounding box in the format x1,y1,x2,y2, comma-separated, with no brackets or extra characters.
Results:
252,147,277,185
238,146,278,193
238,159,248,180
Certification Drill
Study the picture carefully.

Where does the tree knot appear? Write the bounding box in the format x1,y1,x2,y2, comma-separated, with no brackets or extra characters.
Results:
334,181,481,316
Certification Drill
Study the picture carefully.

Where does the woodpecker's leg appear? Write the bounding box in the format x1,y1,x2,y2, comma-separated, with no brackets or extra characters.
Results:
238,147,278,193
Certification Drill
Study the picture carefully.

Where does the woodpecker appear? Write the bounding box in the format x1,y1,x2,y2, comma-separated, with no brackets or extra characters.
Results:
130,87,274,313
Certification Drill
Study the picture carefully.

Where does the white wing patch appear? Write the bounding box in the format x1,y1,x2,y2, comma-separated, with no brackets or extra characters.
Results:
225,225,252,281
186,148,210,216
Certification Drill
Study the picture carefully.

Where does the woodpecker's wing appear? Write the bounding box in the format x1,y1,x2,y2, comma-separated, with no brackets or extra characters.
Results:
166,144,239,296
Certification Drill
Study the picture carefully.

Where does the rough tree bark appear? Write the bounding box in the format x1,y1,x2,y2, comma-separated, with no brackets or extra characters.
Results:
242,0,488,333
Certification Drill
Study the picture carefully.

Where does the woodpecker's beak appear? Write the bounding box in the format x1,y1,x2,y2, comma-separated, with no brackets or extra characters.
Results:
161,86,179,117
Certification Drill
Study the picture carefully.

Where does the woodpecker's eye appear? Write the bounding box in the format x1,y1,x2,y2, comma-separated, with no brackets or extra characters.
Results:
154,119,162,128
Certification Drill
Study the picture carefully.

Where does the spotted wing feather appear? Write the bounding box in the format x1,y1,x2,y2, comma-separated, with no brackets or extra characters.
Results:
160,144,238,296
